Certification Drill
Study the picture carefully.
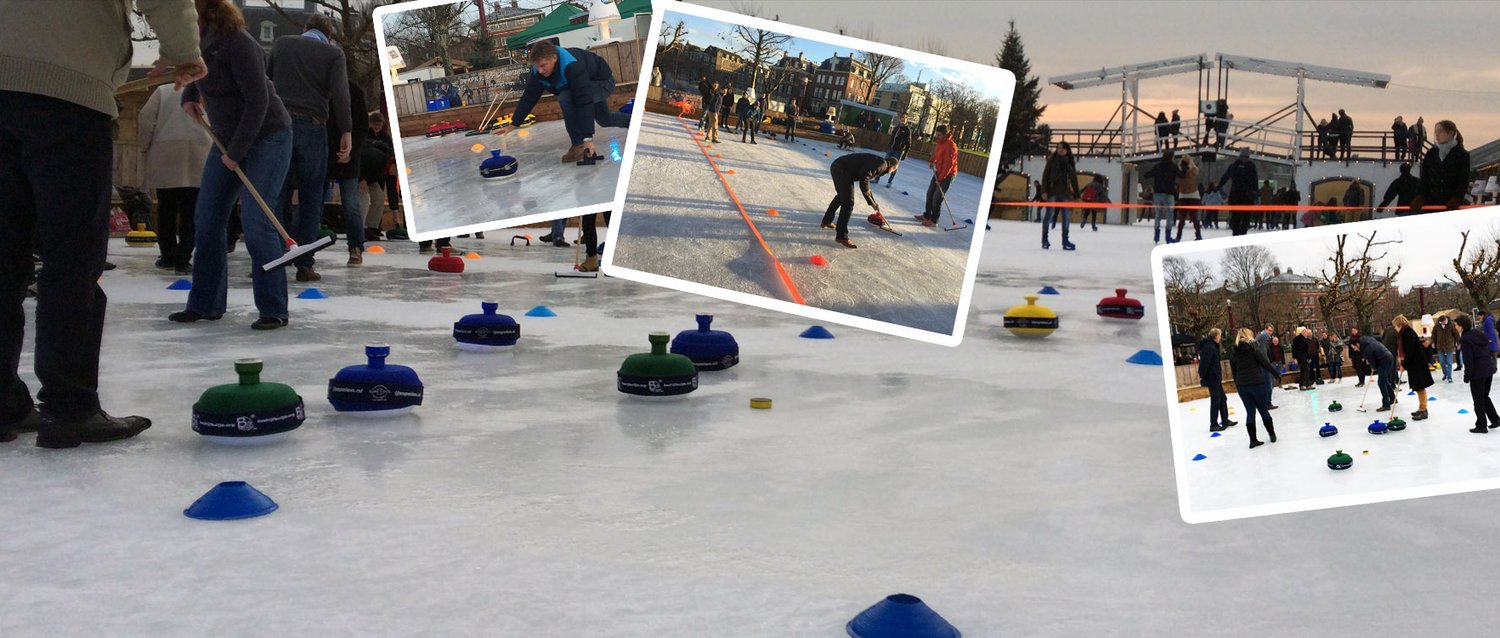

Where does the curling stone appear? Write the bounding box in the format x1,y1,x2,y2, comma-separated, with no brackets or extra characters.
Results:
1319,423,1338,437
1003,294,1058,338
428,246,465,273
425,123,443,138
1368,420,1388,435
438,121,455,135
1328,450,1354,470
1329,400,1343,412
670,314,739,371
125,223,158,247
518,113,537,127
191,359,305,445
617,332,698,398
452,301,520,351
453,119,468,131
1096,288,1144,323
327,344,424,416
1387,416,1407,431
479,150,518,180
619,98,635,114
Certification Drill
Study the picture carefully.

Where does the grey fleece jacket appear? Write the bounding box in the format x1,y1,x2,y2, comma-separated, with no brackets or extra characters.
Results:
0,0,200,117
267,34,351,134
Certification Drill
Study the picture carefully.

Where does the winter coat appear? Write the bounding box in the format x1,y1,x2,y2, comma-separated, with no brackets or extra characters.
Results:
1433,321,1460,353
888,124,912,155
930,135,959,181
1399,326,1435,390
1175,158,1200,199
832,153,897,208
1217,158,1259,196
1198,338,1223,383
1041,153,1079,200
735,96,750,118
1342,184,1366,208
326,81,368,182
1461,328,1496,383
1380,173,1420,209
137,84,211,191
1255,330,1272,356
1326,336,1345,363
1154,113,1169,138
1382,325,1400,354
1392,121,1409,144
1144,156,1180,196
513,46,617,145
181,26,291,164
1485,315,1498,353
1419,143,1472,210
1230,341,1280,389
697,80,714,101
702,90,722,113
359,139,392,185
1292,334,1311,361
1357,335,1393,368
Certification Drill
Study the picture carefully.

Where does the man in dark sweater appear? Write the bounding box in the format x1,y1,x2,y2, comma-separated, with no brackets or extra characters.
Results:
1380,163,1421,215
328,81,368,266
1215,148,1259,236
821,153,898,248
883,114,912,187
268,14,351,282
696,75,714,131
494,40,631,163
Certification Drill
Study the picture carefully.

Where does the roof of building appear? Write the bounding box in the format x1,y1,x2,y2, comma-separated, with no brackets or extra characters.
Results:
505,0,652,49
1472,137,1500,169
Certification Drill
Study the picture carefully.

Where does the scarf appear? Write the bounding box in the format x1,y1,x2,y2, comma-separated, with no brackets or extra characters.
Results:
1436,137,1458,161
304,29,329,43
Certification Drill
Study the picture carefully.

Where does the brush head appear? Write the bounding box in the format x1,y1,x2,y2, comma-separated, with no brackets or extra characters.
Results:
262,235,334,272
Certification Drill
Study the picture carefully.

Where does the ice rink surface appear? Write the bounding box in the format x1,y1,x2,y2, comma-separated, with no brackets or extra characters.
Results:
613,113,981,335
400,120,623,234
4,221,1500,636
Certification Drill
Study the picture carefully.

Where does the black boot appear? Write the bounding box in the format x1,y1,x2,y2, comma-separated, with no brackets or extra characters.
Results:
36,411,152,449
1266,420,1276,443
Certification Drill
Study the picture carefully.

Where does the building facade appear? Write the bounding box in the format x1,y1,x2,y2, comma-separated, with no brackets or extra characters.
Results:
808,55,873,119
478,2,545,66
239,0,316,51
871,81,947,137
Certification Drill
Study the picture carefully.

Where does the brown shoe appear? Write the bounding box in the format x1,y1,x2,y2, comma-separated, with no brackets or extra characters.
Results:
295,266,321,282
836,238,857,249
560,143,589,163
347,247,363,267
820,223,836,229
577,255,600,272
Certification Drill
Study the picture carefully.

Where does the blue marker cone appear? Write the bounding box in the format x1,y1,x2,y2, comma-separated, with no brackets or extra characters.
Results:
1428,397,1437,401
847,593,960,638
167,279,192,290
525,305,557,317
1038,286,1060,295
1210,432,1221,438
1460,409,1471,414
1192,453,1207,461
800,325,835,339
184,481,279,521
1408,391,1416,396
297,288,326,299
902,191,910,196
965,218,975,225
1126,350,1163,366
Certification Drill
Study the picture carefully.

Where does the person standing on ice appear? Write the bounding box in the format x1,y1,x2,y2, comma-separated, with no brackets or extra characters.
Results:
820,152,898,249
1199,329,1236,432
0,0,204,446
1292,327,1315,390
267,13,352,284
1143,150,1180,244
700,81,723,143
1394,315,1434,421
1323,329,1344,383
739,93,762,144
1039,141,1079,250
734,91,751,137
1347,327,1368,386
883,114,913,188
1173,155,1200,241
493,40,632,163
917,125,959,228
696,75,715,131
1378,163,1420,216
1078,174,1107,231
1229,328,1281,449
138,82,212,276
1433,315,1460,383
783,99,799,142
1215,148,1259,236
1254,324,1280,409
1351,333,1397,412
1456,315,1499,433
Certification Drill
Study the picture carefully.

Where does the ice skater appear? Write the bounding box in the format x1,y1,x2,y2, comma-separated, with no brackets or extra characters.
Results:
1229,328,1281,449
1039,141,1079,250
821,152,899,249
1456,315,1499,433
492,40,631,163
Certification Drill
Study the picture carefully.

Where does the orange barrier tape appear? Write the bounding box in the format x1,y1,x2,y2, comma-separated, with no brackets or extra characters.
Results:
673,114,806,305
993,201,1482,212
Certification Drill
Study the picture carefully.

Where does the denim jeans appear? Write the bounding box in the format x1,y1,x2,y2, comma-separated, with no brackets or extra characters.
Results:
188,127,293,321
335,177,364,251
1152,193,1176,241
925,174,954,221
1207,380,1229,429
0,90,113,420
1377,359,1397,407
556,77,631,146
1042,196,1070,244
550,217,566,239
1236,382,1273,442
277,116,329,269
1439,351,1454,380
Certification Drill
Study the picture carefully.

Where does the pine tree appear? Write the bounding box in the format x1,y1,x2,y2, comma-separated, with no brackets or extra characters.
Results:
994,20,1046,170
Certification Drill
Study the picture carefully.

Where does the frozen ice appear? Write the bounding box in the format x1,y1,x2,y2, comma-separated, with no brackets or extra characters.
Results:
612,113,982,336
399,121,623,235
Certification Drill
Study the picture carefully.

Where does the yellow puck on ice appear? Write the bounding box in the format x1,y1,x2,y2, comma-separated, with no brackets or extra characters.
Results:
750,397,773,409
1002,294,1059,338
471,143,486,154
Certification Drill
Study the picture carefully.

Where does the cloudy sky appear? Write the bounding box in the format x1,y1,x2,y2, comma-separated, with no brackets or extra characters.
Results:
666,10,1009,100
1181,210,1500,292
692,0,1500,145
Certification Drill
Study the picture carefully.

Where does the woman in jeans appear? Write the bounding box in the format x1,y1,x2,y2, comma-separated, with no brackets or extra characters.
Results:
1040,141,1079,250
169,0,293,330
1229,328,1282,449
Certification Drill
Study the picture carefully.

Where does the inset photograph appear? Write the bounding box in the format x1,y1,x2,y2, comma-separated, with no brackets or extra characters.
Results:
373,0,653,239
604,1,1013,345
1156,206,1500,522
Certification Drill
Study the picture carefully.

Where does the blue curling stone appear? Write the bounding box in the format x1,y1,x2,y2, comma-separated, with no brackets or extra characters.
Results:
479,151,518,179
327,344,424,415
670,314,739,371
453,301,520,350
1368,421,1388,435
1320,423,1338,437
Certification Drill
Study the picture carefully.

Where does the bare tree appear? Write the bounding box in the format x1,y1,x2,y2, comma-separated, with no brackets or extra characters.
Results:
1220,245,1279,328
659,18,688,51
382,3,471,78
723,3,791,93
1447,227,1500,310
1164,256,1227,339
270,0,394,97
1311,235,1357,331
1345,231,1402,333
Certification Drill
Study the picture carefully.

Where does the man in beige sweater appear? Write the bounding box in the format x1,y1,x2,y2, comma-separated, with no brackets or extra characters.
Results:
0,0,204,448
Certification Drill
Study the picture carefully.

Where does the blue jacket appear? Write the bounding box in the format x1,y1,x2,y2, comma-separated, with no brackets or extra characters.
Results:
1198,338,1222,383
1356,335,1394,367
1461,328,1496,383
1486,315,1499,353
512,46,615,144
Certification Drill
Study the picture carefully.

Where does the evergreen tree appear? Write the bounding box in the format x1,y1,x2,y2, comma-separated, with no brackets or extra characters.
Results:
470,31,501,71
994,19,1046,170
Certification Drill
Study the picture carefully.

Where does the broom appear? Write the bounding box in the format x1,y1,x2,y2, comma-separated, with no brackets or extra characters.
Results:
1354,374,1373,412
932,173,969,232
555,220,598,278
193,115,333,271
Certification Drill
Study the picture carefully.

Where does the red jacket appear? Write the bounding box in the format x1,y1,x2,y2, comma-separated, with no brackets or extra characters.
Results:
930,136,958,181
